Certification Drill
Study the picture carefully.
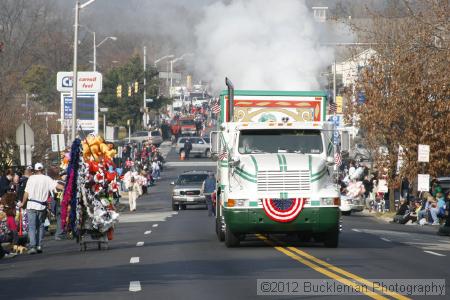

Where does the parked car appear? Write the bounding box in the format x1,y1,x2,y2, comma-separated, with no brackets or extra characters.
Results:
149,130,163,146
171,170,209,210
436,177,450,195
122,131,149,144
175,136,211,158
339,195,365,216
350,143,371,162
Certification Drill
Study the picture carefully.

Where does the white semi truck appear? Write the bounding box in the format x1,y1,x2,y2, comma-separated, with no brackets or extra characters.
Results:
210,78,341,248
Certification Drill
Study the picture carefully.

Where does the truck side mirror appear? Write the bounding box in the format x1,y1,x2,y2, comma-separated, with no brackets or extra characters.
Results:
229,156,240,167
210,131,219,155
341,131,350,152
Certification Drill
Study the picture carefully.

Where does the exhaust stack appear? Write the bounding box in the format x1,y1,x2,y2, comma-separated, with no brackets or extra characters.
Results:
225,77,234,122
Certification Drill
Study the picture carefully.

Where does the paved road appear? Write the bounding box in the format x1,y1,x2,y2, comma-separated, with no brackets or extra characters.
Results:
1,146,450,299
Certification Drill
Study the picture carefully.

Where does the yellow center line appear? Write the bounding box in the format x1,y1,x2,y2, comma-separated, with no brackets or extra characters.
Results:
256,234,410,300
287,247,410,300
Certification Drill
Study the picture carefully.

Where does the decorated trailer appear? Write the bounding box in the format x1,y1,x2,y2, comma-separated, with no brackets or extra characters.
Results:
210,78,340,247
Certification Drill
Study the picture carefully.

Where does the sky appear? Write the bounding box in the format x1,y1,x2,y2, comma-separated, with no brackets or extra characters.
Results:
59,0,354,91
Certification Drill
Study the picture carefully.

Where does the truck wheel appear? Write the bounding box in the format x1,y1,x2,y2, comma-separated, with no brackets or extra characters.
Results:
225,226,240,247
205,149,211,158
216,218,225,242
181,204,186,210
323,229,339,248
341,210,351,216
172,204,179,211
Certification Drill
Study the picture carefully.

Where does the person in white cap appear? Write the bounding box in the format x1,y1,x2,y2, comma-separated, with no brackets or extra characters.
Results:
19,163,64,254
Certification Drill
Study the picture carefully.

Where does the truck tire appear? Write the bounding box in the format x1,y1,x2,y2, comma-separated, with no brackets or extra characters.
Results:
225,226,240,247
172,204,179,211
181,204,186,210
323,229,339,248
341,210,351,216
205,149,211,158
216,218,225,242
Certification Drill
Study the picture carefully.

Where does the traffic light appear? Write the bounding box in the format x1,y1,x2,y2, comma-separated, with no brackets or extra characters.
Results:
128,85,132,97
116,84,122,98
134,81,139,93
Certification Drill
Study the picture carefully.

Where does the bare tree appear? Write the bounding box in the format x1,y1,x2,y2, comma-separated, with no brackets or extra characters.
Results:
346,0,449,210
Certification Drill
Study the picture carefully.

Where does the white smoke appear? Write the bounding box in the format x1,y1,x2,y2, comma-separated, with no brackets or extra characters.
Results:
195,0,335,91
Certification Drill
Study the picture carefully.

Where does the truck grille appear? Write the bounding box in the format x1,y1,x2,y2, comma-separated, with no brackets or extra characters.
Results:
257,170,311,192
180,190,200,196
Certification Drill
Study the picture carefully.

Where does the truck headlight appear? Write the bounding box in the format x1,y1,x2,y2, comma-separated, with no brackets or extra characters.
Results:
227,199,247,207
321,197,340,206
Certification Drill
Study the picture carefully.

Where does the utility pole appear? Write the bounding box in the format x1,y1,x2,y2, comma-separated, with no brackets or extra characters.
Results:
333,60,336,104
143,46,147,128
72,0,80,142
166,61,169,95
71,0,97,141
93,31,96,71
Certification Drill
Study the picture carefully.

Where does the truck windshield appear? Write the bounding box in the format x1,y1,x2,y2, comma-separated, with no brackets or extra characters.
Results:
181,120,194,126
238,129,323,154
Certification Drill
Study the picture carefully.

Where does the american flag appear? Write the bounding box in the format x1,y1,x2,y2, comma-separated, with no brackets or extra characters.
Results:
334,151,342,167
328,102,337,114
218,151,228,160
212,103,221,114
262,198,306,223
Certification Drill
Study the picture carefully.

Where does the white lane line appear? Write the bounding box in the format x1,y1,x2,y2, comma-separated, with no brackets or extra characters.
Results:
172,212,178,215
152,224,159,228
380,237,391,242
129,281,141,292
144,230,152,235
424,250,446,257
130,257,140,264
352,229,361,232
136,241,145,247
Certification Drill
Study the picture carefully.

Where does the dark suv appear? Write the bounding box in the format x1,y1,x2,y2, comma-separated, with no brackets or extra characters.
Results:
171,171,209,210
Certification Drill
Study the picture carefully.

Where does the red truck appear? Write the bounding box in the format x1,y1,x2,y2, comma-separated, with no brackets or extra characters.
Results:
171,116,197,136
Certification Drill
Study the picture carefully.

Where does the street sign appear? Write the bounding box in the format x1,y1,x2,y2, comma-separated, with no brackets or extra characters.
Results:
158,72,181,80
333,130,340,145
418,144,430,162
16,121,34,146
51,134,65,152
57,71,102,92
357,92,366,104
336,96,343,114
19,145,32,167
418,174,430,191
60,93,98,134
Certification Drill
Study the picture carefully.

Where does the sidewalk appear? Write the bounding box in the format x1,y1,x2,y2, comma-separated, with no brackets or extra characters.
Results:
357,209,447,235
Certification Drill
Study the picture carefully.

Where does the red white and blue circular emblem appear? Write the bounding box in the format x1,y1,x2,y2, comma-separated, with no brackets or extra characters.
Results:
262,198,306,223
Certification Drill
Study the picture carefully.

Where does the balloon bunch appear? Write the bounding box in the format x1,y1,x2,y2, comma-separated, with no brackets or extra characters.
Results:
82,134,116,162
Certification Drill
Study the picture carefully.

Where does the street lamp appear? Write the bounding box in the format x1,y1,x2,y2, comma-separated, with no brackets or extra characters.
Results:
80,26,117,72
154,54,174,67
72,0,98,141
170,53,193,96
94,36,117,71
